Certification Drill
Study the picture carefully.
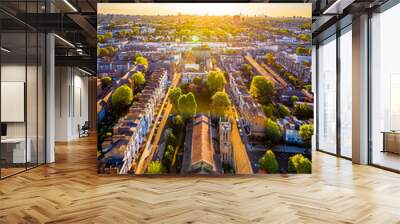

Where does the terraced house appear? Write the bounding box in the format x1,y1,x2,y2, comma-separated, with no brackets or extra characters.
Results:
108,69,168,174
227,69,266,137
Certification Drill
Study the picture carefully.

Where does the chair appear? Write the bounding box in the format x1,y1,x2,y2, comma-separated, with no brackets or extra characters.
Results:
79,121,90,138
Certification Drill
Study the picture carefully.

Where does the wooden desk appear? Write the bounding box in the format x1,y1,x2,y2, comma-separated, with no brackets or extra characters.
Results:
382,131,400,154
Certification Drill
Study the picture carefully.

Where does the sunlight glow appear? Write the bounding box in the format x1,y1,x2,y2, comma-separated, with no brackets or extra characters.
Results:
98,3,311,18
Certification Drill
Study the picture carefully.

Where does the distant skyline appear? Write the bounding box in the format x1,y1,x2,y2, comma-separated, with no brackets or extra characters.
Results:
98,3,311,18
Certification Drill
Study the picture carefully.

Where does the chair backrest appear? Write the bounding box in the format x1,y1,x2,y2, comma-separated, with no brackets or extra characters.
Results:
82,121,90,129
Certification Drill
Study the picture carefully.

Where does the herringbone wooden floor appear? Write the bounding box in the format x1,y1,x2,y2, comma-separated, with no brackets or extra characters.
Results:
1,136,400,224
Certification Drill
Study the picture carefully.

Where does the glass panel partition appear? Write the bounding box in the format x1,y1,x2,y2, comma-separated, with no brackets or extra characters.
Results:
1,31,28,177
0,1,46,179
317,35,337,154
370,3,400,171
339,27,352,158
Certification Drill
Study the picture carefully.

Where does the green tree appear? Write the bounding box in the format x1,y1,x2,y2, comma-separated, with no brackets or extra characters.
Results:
146,161,165,174
173,115,185,131
297,33,311,42
104,32,112,39
304,84,312,92
178,92,197,119
297,157,312,173
249,31,254,40
111,85,133,115
163,145,175,166
295,47,311,56
211,91,231,117
165,129,177,147
250,76,275,105
290,95,299,104
131,71,146,86
101,76,112,89
264,119,281,145
293,103,313,120
193,76,203,86
258,150,279,173
288,154,302,173
277,104,290,118
135,56,148,71
288,75,299,87
262,104,278,120
207,70,226,93
265,53,275,65
97,34,105,43
240,64,253,79
288,154,311,174
299,124,313,147
169,87,182,108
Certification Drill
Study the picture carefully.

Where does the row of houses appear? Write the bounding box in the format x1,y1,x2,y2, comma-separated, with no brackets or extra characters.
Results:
219,55,266,137
104,69,168,174
275,51,312,83
225,69,266,137
98,59,134,75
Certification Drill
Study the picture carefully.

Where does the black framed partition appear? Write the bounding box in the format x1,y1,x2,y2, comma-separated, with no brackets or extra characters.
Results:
0,0,47,179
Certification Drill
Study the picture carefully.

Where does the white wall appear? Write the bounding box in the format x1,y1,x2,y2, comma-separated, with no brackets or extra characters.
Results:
55,67,89,141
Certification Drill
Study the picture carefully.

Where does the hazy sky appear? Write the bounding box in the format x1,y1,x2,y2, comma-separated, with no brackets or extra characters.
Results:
98,3,311,18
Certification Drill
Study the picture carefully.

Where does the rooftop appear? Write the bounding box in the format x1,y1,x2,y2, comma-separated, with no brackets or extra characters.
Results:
191,115,214,169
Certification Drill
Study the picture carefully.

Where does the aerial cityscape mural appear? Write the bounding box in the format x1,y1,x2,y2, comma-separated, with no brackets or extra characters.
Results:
97,3,313,175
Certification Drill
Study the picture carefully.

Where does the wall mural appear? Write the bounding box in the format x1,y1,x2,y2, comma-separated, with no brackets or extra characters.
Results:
97,3,313,175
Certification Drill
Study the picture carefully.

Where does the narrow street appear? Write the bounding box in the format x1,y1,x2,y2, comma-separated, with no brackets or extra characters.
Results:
135,73,181,174
135,103,172,174
229,106,254,174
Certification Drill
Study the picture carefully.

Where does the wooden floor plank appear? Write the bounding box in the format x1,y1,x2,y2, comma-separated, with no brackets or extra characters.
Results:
0,136,399,223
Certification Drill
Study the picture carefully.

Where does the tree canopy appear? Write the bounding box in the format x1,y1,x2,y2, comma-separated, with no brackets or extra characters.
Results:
111,84,133,115
135,56,148,71
277,104,290,118
240,64,253,79
264,118,281,145
193,76,203,86
290,95,299,104
293,103,313,120
98,46,117,57
169,87,182,109
288,154,311,174
146,161,166,174
211,91,232,117
101,76,112,89
262,104,279,120
297,33,311,42
173,115,185,131
207,70,226,93
97,32,112,43
177,92,197,118
131,71,146,87
295,47,311,56
258,150,279,173
265,53,275,66
299,124,313,147
250,76,275,105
